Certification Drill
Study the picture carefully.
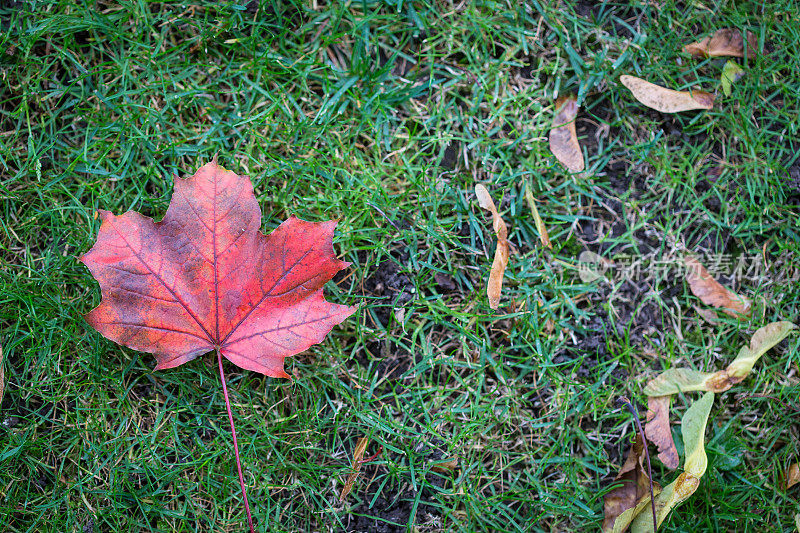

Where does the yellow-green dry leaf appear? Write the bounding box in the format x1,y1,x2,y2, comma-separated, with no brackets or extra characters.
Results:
620,75,715,113
475,184,510,310
682,392,714,478
610,489,663,533
524,183,552,249
794,512,800,533
645,321,795,398
721,60,745,96
644,368,716,396
631,393,713,532
726,321,796,380
631,473,701,533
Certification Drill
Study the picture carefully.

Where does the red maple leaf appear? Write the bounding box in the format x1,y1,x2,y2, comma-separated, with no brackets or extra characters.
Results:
81,159,356,531
81,160,355,378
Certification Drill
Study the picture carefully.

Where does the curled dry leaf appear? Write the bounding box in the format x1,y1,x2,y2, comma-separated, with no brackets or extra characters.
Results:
340,437,369,501
620,75,715,113
645,322,796,396
631,392,714,533
475,184,510,310
644,395,679,470
683,29,758,59
603,435,661,532
785,462,800,490
685,256,751,318
524,183,552,249
548,95,585,173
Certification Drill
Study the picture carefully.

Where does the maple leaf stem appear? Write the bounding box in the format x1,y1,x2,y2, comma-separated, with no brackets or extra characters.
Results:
217,349,256,533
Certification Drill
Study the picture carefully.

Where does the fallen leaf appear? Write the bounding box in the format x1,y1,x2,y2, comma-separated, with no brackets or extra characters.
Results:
620,75,715,113
725,321,795,380
681,391,714,478
81,160,356,378
524,183,552,249
603,435,661,532
721,60,745,97
644,368,718,396
685,256,751,318
432,457,459,473
795,513,800,533
683,29,758,59
549,95,585,172
610,492,662,533
340,437,369,501
631,392,714,532
644,395,679,469
785,462,799,490
475,184,510,309
81,159,357,532
645,321,795,396
630,472,699,533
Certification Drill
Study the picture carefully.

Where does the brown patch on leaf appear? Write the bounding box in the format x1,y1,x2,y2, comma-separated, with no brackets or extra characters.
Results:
620,75,715,113
548,95,585,173
644,395,679,470
685,256,751,318
683,29,759,59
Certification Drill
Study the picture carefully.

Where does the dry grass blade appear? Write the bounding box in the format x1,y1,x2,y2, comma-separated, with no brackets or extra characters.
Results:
683,28,759,59
339,437,369,501
620,75,715,113
548,95,585,173
685,256,751,318
475,184,510,310
524,183,552,249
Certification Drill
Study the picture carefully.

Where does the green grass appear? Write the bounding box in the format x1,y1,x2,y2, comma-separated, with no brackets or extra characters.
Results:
1,0,799,531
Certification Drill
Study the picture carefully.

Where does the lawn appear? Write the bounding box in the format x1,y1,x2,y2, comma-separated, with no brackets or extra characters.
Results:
1,0,799,532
